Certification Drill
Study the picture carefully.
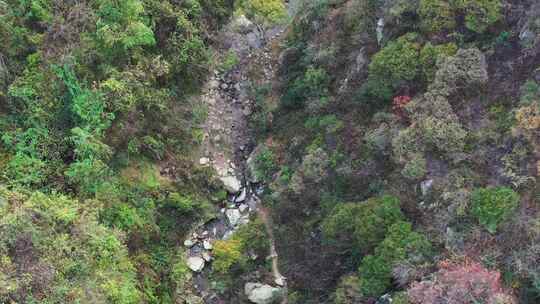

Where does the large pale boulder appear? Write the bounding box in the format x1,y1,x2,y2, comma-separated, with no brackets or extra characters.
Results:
226,208,242,226
187,256,205,272
245,283,282,304
221,175,242,193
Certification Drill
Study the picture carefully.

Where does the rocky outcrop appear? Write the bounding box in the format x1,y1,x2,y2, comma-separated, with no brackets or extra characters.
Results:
187,256,205,272
245,283,282,304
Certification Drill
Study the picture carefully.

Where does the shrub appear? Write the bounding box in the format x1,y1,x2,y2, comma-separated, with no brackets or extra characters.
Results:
401,153,427,180
254,146,279,182
419,42,458,83
170,255,191,288
322,195,405,255
418,0,456,33
419,116,467,155
418,0,501,34
456,0,502,34
358,221,432,297
471,187,520,233
212,239,245,274
236,0,287,25
392,95,412,119
429,48,488,97
234,218,270,257
219,50,240,73
166,192,194,213
95,0,156,58
289,147,331,194
334,275,363,304
282,66,330,109
367,33,422,100
408,260,516,304
0,188,141,303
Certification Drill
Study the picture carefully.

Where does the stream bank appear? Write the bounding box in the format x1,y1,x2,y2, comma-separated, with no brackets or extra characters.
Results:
185,13,288,304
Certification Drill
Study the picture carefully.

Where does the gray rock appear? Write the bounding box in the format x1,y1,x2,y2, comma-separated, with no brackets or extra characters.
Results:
202,251,212,262
209,79,220,89
239,203,249,213
187,256,205,272
184,239,195,247
199,157,210,166
376,18,385,45
420,179,434,196
247,32,263,49
221,175,242,193
376,293,393,304
355,47,368,73
223,230,234,240
235,188,247,203
226,208,242,226
203,240,213,250
244,283,282,304
233,14,255,34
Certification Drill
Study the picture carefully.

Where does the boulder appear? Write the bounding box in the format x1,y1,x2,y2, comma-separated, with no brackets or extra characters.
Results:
221,175,242,193
235,188,247,203
202,251,212,262
420,179,434,197
245,283,282,304
233,14,255,34
239,203,249,213
184,239,195,247
199,157,210,166
203,240,213,250
226,208,242,226
187,256,205,272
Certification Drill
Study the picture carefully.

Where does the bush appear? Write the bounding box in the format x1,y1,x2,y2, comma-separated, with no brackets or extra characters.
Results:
289,147,331,194
166,192,194,213
401,153,427,180
254,146,279,182
95,0,156,59
219,50,240,73
212,239,245,274
0,188,141,303
322,195,405,255
419,42,457,83
429,48,488,97
418,0,501,34
456,0,502,34
282,66,330,109
408,260,516,304
471,187,520,233
418,0,456,33
334,275,363,304
367,33,421,100
236,0,287,25
358,221,432,297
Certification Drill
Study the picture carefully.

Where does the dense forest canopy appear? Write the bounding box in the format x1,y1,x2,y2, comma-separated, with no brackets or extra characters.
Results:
0,0,539,304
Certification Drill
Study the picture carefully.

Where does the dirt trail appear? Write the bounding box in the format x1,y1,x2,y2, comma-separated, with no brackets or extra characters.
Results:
258,205,288,304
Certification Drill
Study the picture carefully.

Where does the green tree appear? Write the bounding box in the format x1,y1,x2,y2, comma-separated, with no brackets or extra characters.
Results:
471,187,520,233
322,195,405,255
358,221,432,297
236,0,287,25
365,33,422,101
418,0,456,33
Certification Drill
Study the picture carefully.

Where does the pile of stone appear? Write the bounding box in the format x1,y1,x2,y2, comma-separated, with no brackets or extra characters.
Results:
184,230,215,272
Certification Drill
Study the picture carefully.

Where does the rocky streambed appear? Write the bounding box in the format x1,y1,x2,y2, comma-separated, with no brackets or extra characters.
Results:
185,14,287,304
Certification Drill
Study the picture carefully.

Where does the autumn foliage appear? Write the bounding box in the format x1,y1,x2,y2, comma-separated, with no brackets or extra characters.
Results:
392,95,412,119
408,260,516,304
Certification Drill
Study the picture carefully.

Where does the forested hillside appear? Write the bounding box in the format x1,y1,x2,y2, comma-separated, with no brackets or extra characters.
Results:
0,0,539,304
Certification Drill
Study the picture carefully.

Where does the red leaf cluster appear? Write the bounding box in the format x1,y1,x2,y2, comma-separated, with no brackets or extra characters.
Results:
408,260,516,304
392,95,412,119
